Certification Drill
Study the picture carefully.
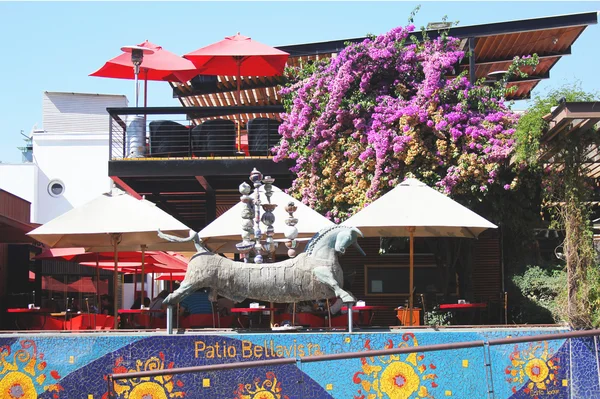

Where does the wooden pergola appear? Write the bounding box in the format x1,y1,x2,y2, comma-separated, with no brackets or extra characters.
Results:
171,12,597,125
540,101,600,179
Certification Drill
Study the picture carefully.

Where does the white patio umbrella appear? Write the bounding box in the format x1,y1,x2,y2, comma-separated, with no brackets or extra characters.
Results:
342,178,496,323
198,185,334,251
28,188,193,328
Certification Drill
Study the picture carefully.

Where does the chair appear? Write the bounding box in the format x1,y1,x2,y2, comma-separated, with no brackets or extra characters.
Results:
180,314,215,328
149,120,190,157
247,118,281,156
191,119,236,157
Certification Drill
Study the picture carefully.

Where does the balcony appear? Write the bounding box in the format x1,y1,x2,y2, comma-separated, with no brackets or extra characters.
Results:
108,106,294,231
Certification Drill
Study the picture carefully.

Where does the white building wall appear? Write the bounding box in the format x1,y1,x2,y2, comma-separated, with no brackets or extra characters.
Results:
7,92,129,224
0,163,38,222
43,92,127,134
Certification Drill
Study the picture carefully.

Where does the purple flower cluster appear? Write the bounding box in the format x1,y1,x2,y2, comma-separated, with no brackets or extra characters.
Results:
275,22,521,218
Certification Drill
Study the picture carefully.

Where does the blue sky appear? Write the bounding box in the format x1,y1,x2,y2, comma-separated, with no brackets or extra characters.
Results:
0,2,598,163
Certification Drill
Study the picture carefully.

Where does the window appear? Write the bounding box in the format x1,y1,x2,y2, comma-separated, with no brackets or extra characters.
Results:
364,264,441,295
48,180,65,197
379,237,432,255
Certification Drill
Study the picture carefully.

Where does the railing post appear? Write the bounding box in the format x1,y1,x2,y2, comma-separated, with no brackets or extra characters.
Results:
166,305,174,335
188,121,192,158
347,303,353,333
106,374,115,399
122,114,126,159
108,113,113,161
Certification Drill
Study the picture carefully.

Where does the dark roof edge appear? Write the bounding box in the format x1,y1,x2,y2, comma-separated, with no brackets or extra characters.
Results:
277,11,599,56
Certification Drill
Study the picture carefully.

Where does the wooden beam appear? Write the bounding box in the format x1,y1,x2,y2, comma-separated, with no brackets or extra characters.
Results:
110,177,142,200
196,176,216,225
462,48,571,66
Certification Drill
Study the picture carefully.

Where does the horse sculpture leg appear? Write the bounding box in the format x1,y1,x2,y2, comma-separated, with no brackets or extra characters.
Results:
313,266,356,303
163,282,196,305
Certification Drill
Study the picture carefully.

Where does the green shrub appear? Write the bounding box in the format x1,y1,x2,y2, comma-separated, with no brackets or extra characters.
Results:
511,265,566,323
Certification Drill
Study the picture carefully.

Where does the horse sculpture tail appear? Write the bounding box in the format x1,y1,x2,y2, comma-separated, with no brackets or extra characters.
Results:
157,229,209,253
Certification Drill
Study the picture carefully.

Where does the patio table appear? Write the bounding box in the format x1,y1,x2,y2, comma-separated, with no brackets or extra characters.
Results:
341,305,391,326
231,307,277,328
439,303,488,324
7,308,54,330
118,309,165,328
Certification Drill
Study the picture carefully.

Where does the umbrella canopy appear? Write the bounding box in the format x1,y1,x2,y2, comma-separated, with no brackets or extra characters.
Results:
91,40,198,82
342,178,496,322
27,188,193,328
184,33,289,152
79,261,186,274
342,178,496,238
156,272,185,281
198,185,333,250
28,189,192,251
35,248,188,269
184,33,289,77
90,40,199,107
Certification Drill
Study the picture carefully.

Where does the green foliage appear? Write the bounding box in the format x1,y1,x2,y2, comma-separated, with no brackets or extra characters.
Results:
512,82,600,328
424,309,452,326
514,82,597,164
512,264,566,322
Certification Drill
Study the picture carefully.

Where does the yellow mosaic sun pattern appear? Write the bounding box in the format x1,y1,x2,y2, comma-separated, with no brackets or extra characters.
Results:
234,372,289,399
353,334,438,399
506,341,561,395
107,352,185,398
0,340,63,399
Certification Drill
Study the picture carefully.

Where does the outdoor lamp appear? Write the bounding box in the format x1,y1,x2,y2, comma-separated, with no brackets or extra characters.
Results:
486,70,508,84
120,45,155,107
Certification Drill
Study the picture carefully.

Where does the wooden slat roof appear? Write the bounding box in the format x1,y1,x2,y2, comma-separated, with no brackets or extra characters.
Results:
174,12,597,121
540,101,600,179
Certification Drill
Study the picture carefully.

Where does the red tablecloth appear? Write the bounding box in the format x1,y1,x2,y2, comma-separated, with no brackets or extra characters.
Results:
7,308,54,313
117,309,165,314
230,308,277,313
439,303,487,310
341,305,391,311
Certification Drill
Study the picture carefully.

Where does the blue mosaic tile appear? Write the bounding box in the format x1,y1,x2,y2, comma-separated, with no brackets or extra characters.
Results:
1,327,597,398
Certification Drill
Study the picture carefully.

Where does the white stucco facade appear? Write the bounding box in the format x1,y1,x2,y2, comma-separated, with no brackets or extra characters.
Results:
0,91,128,224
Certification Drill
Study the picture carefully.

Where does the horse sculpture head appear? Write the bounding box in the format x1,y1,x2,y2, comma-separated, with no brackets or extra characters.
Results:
305,225,365,261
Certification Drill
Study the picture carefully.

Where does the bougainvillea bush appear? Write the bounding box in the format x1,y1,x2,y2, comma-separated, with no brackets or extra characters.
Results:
274,21,537,221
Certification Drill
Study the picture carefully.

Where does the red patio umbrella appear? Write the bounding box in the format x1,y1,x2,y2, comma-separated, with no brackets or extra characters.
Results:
184,33,289,152
35,248,187,306
90,40,199,107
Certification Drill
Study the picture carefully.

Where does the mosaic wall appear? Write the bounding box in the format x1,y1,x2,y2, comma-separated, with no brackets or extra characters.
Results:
1,327,599,398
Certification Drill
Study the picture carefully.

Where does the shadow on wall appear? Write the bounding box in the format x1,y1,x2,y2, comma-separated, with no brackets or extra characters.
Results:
36,168,73,224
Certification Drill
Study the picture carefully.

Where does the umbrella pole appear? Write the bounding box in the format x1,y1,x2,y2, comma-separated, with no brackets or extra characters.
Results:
141,245,146,308
143,70,148,147
112,234,122,329
144,69,148,108
408,226,415,326
236,60,242,153
96,253,100,313
134,68,140,108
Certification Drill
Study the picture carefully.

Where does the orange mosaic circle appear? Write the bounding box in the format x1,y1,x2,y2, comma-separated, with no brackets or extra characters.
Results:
379,361,420,399
525,358,550,383
129,381,168,399
252,391,277,399
1,371,37,399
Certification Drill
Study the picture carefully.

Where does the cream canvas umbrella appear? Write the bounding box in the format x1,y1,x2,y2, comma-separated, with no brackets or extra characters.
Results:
28,188,193,328
342,178,496,323
198,185,334,251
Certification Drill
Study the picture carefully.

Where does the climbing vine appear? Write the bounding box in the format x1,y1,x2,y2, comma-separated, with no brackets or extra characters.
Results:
515,83,600,327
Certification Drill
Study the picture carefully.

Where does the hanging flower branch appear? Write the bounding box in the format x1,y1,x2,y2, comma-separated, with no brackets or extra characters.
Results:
274,14,538,221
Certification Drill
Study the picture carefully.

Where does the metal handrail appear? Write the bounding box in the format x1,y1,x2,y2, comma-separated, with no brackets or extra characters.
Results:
106,328,600,397
106,105,285,117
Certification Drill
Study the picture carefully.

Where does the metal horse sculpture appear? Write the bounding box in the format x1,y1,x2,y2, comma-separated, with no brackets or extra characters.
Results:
158,225,365,306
